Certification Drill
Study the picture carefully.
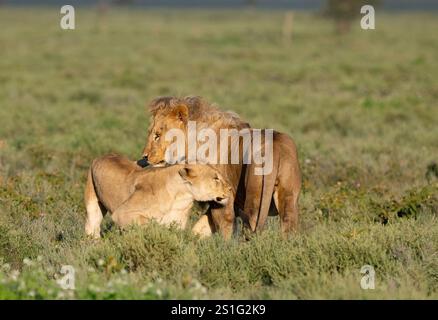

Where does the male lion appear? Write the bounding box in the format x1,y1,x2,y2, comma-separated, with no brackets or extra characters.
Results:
84,154,232,238
139,96,301,238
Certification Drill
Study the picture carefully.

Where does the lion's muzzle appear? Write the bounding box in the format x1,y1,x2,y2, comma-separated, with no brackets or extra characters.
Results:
136,156,150,168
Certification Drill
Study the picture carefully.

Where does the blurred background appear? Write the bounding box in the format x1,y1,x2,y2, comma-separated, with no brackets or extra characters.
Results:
5,0,438,10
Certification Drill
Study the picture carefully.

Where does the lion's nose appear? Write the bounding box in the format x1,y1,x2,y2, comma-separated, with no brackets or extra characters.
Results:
137,155,149,168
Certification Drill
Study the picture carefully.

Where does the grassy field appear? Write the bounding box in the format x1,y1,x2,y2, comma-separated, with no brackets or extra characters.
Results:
0,7,437,299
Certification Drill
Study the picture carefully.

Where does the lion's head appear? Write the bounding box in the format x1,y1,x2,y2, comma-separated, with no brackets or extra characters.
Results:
178,164,232,205
141,97,189,165
140,96,249,166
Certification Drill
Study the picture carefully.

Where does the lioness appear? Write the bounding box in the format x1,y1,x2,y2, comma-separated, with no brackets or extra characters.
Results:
139,96,301,238
84,154,232,238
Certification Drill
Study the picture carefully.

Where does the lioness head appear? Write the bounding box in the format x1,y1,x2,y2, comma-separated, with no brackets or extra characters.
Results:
142,98,189,165
178,165,232,205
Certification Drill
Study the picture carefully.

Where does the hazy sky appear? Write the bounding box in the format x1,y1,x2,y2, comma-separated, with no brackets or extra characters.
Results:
8,0,438,11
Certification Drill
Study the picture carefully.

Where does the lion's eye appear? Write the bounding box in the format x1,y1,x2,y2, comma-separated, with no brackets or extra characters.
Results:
154,133,160,141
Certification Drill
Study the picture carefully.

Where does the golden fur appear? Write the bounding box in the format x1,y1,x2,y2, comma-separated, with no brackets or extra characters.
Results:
240,130,301,234
149,96,247,129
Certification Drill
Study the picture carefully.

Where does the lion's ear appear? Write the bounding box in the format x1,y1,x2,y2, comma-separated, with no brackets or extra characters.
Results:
178,167,195,183
171,104,189,123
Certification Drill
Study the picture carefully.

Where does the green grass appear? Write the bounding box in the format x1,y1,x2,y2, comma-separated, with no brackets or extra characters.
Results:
0,7,437,299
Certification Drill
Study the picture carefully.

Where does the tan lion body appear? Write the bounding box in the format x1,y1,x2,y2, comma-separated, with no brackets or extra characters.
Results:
141,96,301,238
84,154,231,238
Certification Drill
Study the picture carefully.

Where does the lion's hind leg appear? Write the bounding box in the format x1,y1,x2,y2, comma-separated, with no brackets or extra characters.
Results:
273,188,299,236
111,192,149,228
84,169,107,239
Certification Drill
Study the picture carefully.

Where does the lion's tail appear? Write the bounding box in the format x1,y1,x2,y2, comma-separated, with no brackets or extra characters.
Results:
84,165,105,238
254,140,279,231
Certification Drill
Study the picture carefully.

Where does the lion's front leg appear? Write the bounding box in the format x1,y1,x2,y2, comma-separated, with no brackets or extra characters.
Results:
192,214,215,238
210,194,236,240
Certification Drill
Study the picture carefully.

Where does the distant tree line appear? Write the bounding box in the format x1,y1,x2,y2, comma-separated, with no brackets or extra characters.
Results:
113,0,134,4
324,0,382,33
0,0,383,35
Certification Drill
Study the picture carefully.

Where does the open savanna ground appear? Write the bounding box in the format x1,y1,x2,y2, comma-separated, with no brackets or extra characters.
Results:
0,7,437,299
